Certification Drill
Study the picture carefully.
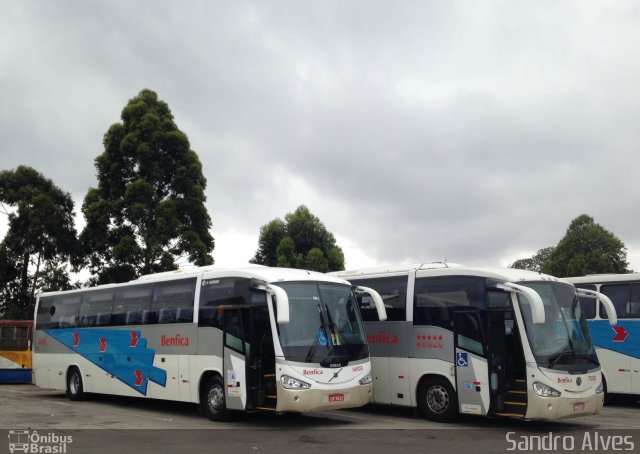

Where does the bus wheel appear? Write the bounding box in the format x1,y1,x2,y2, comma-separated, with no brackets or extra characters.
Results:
418,377,458,422
66,367,86,401
202,376,229,421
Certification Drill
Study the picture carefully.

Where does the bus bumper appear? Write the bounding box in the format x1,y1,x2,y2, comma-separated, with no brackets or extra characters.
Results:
275,382,373,413
526,391,604,420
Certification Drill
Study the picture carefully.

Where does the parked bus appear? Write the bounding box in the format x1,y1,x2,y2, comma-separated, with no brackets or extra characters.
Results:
331,263,617,422
566,273,640,399
0,320,32,383
33,266,386,420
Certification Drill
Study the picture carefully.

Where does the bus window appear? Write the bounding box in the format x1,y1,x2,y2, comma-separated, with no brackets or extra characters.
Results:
574,284,597,320
36,296,55,330
413,276,486,329
80,290,115,327
352,276,407,321
599,283,640,319
51,294,82,328
0,325,29,351
455,312,485,356
152,278,197,324
199,278,250,327
113,285,152,325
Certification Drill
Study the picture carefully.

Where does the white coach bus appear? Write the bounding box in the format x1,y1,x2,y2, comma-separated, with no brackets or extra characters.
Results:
33,265,386,420
566,273,640,400
331,263,617,422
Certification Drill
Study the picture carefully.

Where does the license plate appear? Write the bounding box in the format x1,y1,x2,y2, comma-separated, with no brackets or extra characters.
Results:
573,402,585,411
328,393,345,402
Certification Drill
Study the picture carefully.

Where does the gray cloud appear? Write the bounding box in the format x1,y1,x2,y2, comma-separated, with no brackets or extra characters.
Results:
2,1,639,270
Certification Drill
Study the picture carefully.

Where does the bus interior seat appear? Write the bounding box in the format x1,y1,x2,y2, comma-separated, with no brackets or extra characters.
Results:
96,313,111,326
81,315,97,327
142,310,158,324
158,308,177,324
176,307,193,323
126,311,142,325
110,312,126,326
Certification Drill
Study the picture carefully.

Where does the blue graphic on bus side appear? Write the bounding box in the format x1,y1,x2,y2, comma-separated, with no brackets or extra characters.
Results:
586,320,640,359
45,328,167,395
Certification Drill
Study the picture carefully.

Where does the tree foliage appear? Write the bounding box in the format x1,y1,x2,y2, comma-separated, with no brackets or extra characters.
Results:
509,247,555,273
0,166,79,319
80,89,214,284
510,214,629,277
251,205,345,272
541,214,628,277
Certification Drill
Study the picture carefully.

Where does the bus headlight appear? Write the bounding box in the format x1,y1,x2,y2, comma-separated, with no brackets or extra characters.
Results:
595,382,604,394
533,382,561,398
281,375,311,390
359,372,372,385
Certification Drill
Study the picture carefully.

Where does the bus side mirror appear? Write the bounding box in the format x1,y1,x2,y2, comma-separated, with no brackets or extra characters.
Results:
576,288,618,326
355,286,387,321
268,285,290,324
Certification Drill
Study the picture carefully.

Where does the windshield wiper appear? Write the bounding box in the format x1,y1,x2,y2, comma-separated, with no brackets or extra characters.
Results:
305,303,331,363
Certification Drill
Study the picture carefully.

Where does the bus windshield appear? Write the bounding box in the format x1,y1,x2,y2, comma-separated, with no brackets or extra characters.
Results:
274,281,368,365
517,281,597,370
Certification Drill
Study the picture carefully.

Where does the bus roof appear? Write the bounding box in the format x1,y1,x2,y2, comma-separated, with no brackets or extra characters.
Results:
565,273,640,284
332,263,561,283
37,265,350,297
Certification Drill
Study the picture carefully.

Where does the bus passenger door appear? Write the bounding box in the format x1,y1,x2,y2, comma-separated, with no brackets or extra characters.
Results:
453,310,490,416
222,308,247,411
245,305,277,411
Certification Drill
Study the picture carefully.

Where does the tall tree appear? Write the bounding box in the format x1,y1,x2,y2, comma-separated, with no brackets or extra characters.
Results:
251,205,345,272
0,166,79,319
541,214,629,277
510,247,555,272
80,89,214,284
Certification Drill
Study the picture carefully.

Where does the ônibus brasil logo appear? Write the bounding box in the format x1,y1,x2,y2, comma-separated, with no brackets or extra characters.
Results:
8,430,73,453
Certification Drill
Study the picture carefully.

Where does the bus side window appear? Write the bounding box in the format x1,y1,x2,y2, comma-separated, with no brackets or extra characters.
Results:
152,278,196,324
114,285,152,326
413,276,486,331
351,276,408,322
223,307,245,353
36,296,55,330
577,297,596,320
198,277,250,327
600,284,629,319
52,294,82,329
80,290,115,327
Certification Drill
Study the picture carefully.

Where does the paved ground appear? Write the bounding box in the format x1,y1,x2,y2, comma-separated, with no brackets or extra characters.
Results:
1,384,639,453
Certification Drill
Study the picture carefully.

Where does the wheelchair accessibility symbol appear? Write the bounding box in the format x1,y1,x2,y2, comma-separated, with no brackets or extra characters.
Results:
456,352,469,367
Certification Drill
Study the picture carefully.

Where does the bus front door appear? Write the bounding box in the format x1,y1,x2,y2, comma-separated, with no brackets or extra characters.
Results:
223,308,247,411
486,300,527,418
454,310,490,417
245,305,277,411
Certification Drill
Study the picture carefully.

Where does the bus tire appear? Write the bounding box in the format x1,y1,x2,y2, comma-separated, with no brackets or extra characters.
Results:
202,375,229,421
66,367,86,401
418,376,458,423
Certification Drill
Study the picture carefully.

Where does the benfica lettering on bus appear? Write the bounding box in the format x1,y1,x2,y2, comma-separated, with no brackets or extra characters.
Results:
161,334,191,347
366,331,399,345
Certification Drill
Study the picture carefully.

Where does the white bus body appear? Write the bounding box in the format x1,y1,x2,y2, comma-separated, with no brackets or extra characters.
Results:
33,266,386,420
331,263,617,422
566,273,640,398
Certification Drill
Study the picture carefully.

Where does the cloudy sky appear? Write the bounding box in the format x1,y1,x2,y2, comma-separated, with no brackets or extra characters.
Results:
2,1,640,273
